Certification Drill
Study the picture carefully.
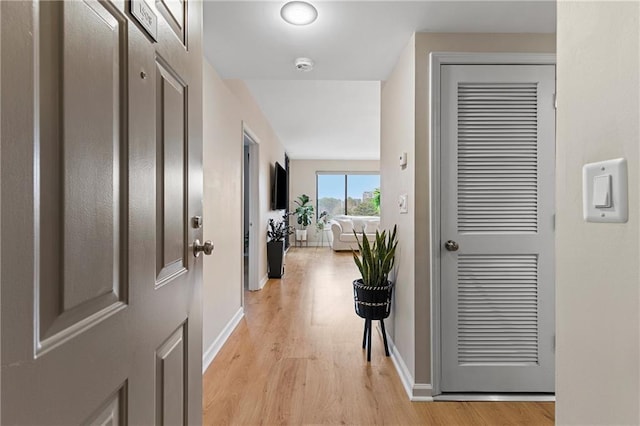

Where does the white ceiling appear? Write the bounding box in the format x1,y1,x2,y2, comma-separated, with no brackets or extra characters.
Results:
203,1,556,159
245,80,381,159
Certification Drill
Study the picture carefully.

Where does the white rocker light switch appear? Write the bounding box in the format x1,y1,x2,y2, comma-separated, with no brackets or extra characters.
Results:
592,174,611,208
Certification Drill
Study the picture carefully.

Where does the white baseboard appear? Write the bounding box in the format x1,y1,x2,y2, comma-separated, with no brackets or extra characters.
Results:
377,325,434,402
202,307,244,374
258,274,268,289
413,383,434,400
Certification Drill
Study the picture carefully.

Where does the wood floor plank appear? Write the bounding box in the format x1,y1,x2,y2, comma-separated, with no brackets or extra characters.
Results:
203,248,555,425
260,358,308,425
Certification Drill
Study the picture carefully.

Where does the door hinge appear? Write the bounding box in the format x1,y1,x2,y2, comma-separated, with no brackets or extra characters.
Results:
552,214,555,230
553,93,557,110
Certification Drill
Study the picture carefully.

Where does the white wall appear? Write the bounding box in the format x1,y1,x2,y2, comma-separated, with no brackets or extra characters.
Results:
380,32,556,396
202,61,286,369
288,159,380,246
380,34,417,382
556,2,640,424
225,80,288,284
203,61,244,365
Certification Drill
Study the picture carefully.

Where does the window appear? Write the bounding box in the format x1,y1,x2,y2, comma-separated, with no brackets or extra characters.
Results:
316,173,380,219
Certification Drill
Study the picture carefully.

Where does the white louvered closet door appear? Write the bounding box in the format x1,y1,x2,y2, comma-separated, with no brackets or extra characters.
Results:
440,65,555,392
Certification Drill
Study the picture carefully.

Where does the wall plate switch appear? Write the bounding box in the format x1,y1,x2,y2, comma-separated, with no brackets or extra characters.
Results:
583,158,628,223
399,194,408,214
399,152,407,168
592,174,611,208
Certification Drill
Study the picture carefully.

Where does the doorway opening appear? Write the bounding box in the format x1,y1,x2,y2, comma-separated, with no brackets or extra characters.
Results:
243,128,260,291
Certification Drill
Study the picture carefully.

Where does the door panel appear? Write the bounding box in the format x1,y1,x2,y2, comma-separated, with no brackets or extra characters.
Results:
86,385,127,426
156,0,186,44
1,0,203,423
37,0,129,355
456,254,539,365
156,59,188,284
155,324,186,425
440,64,555,393
61,0,125,314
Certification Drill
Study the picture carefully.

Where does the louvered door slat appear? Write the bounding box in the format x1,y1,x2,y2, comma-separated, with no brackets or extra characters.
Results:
457,254,539,366
457,82,538,234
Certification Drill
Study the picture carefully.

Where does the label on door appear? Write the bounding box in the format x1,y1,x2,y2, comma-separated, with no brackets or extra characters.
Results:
131,0,157,41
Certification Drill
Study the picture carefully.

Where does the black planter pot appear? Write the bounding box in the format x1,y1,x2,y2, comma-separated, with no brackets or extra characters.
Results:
353,279,393,362
352,279,393,320
267,240,285,278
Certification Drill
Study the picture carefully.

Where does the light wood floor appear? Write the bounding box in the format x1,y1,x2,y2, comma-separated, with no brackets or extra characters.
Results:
203,248,554,425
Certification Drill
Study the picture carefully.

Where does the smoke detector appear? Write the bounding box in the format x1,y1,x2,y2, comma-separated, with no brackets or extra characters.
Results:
294,57,314,72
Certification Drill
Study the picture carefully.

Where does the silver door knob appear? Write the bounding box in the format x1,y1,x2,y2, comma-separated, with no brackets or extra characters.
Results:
193,239,214,257
444,240,459,252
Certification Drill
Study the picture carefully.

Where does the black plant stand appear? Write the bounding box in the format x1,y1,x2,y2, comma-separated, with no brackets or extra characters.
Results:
353,279,393,362
362,318,390,362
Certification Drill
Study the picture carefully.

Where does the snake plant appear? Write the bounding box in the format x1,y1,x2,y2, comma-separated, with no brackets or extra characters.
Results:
352,225,398,287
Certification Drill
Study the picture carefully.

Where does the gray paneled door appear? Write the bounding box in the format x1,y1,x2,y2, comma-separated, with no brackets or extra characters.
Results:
1,0,204,423
440,64,555,392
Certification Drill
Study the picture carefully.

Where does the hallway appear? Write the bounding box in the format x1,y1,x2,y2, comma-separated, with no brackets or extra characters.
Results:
202,248,554,425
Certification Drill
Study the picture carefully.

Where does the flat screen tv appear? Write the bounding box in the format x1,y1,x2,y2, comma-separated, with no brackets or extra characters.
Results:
272,161,287,210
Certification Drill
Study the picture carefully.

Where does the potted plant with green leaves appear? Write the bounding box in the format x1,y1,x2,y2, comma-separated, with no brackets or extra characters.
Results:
315,210,330,247
293,194,314,244
267,214,293,278
315,210,329,231
352,225,398,362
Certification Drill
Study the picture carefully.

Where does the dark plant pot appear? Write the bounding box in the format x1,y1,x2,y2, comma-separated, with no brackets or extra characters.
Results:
267,240,285,278
352,279,393,320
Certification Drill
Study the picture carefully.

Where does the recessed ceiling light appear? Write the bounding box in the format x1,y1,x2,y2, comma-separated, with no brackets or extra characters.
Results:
280,1,318,26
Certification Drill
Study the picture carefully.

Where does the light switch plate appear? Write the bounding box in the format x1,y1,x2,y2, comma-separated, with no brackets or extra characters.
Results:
399,194,408,214
583,158,628,223
399,152,407,168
